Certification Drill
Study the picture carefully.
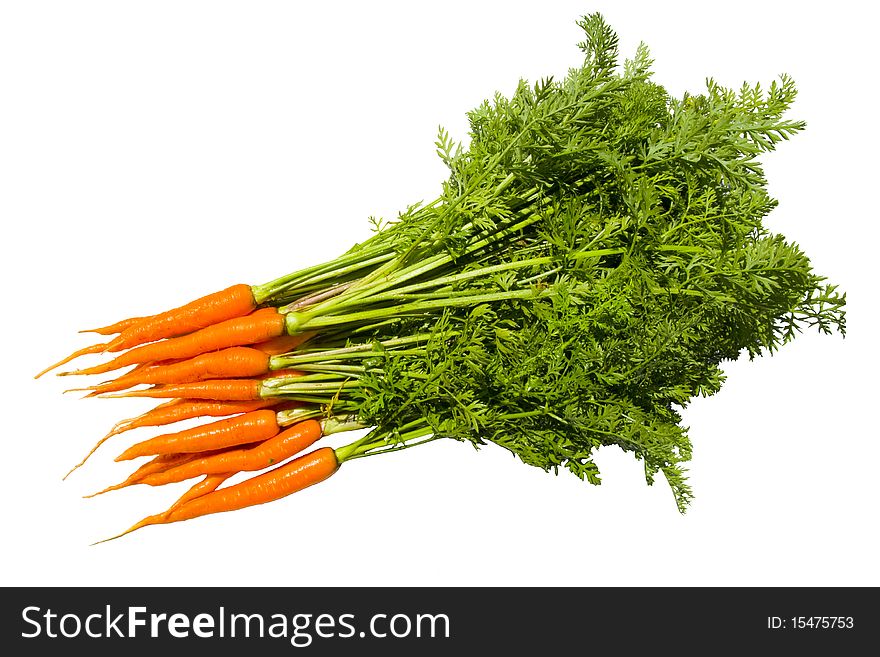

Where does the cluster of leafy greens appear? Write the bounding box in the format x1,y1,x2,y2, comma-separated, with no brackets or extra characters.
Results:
258,14,845,511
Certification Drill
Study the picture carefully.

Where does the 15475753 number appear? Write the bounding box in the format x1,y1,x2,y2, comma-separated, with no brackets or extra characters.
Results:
767,616,854,630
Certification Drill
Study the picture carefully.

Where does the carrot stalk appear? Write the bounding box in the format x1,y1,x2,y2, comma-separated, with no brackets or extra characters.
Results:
64,309,285,377
136,419,322,486
114,409,281,461
95,447,338,543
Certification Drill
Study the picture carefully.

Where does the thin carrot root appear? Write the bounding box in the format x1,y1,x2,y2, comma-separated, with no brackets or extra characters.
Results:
83,480,132,499
95,447,339,542
64,428,116,480
91,514,165,545
63,309,284,378
137,419,322,487
165,473,233,516
83,347,271,395
104,398,184,436
114,409,281,461
83,453,200,498
161,446,339,522
63,386,100,394
79,316,146,336
106,398,280,437
68,398,284,478
103,283,257,353
35,342,109,380
99,379,264,401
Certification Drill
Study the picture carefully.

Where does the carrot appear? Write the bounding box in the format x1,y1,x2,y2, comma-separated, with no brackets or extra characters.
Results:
165,473,233,516
105,283,257,351
110,399,281,435
79,316,146,336
84,453,199,497
67,359,178,394
83,347,271,394
97,447,339,542
98,367,304,401
41,284,257,378
100,379,264,401
137,419,323,486
34,342,109,380
114,409,281,461
63,309,285,377
65,398,283,478
85,444,251,497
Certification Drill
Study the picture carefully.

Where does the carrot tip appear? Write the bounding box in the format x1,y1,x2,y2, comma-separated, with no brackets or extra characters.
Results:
65,426,121,479
35,342,110,379
78,328,115,336
98,387,159,400
90,516,158,545
63,464,81,481
62,386,95,394
83,483,121,498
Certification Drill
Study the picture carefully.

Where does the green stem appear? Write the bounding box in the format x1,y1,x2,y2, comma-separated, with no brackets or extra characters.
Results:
275,406,328,426
334,425,436,463
320,415,371,436
262,380,363,394
288,288,540,332
269,333,437,369
251,243,396,303
302,210,544,320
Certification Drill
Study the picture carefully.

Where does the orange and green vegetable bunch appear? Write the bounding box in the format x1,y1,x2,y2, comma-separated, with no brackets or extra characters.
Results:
37,14,845,541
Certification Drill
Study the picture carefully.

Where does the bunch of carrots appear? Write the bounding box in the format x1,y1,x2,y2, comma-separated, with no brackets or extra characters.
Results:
36,15,846,540
38,287,357,542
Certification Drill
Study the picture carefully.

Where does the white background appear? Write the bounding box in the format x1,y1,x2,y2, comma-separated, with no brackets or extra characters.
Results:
1,1,877,587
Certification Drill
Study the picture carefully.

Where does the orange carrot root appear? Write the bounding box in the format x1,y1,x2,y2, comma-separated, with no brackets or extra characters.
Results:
109,398,280,436
40,285,258,378
83,453,199,498
100,379,264,401
86,347,271,394
64,428,116,480
35,342,109,380
104,283,257,353
165,473,233,516
161,446,338,521
92,514,165,545
114,409,281,461
66,398,280,478
138,419,322,487
79,316,146,336
66,309,284,378
96,447,339,542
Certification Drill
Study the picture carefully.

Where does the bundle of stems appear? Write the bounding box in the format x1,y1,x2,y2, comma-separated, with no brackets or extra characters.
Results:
37,14,844,540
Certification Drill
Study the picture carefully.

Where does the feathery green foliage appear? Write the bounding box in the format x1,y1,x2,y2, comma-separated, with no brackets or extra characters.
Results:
258,13,844,511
